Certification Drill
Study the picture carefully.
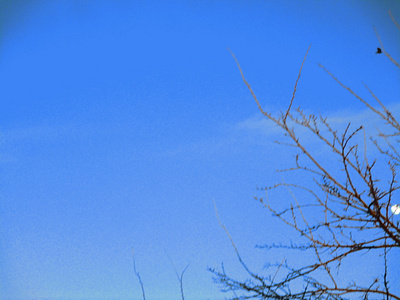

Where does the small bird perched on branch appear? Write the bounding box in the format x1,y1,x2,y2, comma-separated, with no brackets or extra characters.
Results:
376,47,382,54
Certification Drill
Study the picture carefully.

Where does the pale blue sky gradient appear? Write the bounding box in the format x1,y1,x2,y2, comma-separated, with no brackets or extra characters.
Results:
1,1,400,300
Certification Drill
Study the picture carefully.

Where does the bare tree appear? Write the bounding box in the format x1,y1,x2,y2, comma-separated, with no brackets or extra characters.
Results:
210,11,400,300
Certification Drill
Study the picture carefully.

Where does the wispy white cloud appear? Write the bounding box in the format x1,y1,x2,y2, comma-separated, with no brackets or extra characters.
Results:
234,113,281,137
1,123,77,143
0,120,133,145
0,122,111,164
232,101,400,143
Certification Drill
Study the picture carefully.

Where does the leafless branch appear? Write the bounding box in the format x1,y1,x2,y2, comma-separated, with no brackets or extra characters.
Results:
132,248,146,300
211,11,400,300
165,251,190,300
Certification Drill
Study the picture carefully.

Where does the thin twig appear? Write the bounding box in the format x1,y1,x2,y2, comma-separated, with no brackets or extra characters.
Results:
373,26,400,68
132,248,146,300
165,251,190,300
389,10,400,31
284,44,312,123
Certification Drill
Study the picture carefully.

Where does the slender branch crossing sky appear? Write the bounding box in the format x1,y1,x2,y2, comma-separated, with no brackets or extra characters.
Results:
0,1,399,299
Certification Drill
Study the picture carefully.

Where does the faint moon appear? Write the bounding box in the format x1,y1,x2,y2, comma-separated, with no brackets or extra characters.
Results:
391,204,400,215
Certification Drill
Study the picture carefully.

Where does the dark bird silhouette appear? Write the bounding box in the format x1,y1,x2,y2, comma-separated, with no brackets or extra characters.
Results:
375,47,382,54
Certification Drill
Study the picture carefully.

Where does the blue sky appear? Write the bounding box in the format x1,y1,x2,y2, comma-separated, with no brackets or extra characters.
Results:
1,1,400,300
